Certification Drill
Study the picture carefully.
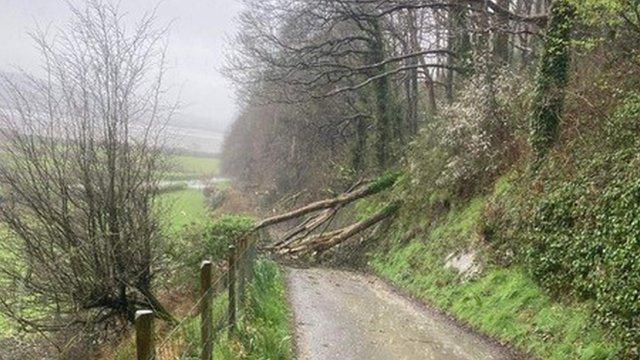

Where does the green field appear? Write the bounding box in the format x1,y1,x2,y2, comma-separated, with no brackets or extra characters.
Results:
170,155,220,178
0,152,221,180
159,154,218,230
159,188,208,231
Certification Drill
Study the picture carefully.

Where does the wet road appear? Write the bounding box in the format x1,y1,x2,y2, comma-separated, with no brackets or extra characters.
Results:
286,267,513,360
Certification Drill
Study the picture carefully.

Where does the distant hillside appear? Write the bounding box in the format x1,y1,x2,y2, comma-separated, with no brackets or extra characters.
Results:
166,112,225,155
0,71,224,154
0,71,32,107
165,123,224,155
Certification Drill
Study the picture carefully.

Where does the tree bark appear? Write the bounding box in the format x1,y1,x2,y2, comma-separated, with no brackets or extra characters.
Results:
369,18,394,169
529,0,575,163
446,0,472,103
493,0,511,66
406,9,420,134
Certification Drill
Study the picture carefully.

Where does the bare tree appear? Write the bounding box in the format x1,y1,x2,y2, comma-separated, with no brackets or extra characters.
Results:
221,0,553,201
0,1,175,336
225,0,548,172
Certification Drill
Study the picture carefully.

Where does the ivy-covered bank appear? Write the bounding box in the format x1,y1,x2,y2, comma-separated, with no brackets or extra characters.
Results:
357,52,640,357
484,161,640,355
366,127,640,358
368,189,623,359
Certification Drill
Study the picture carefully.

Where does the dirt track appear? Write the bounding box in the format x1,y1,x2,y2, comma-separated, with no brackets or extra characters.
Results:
286,267,516,360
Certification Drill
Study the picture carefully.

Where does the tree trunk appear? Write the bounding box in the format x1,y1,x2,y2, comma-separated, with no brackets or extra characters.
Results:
369,18,393,169
406,9,420,134
518,0,534,69
447,0,472,103
493,0,511,66
529,0,575,163
445,2,456,103
352,115,367,172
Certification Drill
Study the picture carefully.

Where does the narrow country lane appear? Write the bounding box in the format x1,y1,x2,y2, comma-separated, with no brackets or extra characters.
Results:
287,267,517,360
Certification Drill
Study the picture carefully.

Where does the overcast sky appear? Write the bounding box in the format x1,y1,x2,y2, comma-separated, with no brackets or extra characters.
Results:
0,0,243,132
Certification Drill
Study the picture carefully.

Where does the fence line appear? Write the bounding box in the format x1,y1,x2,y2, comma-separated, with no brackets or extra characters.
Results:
200,260,213,360
139,229,261,359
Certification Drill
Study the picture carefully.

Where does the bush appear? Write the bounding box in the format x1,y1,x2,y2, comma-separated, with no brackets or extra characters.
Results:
202,215,254,261
174,215,254,271
405,69,530,200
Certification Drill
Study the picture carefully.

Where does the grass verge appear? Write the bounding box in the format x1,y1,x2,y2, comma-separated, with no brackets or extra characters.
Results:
369,196,622,360
110,258,293,360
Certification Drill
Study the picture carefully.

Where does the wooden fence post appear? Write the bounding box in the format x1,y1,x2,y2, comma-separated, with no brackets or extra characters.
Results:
247,233,257,284
135,310,155,360
238,237,247,308
200,261,213,360
227,244,236,335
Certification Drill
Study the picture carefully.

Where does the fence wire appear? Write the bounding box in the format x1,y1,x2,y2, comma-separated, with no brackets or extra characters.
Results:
154,234,258,357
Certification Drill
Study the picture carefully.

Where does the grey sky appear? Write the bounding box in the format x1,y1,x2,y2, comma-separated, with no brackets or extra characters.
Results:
0,0,243,132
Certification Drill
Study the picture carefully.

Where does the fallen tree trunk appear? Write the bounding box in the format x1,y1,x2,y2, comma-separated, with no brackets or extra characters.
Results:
281,202,400,254
268,208,339,250
254,172,400,230
239,172,402,257
268,179,369,250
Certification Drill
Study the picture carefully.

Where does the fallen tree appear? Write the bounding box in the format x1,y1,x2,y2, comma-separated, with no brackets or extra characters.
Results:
267,179,369,251
245,172,402,255
279,202,401,255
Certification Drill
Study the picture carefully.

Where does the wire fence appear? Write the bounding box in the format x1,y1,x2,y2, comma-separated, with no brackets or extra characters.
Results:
136,228,262,360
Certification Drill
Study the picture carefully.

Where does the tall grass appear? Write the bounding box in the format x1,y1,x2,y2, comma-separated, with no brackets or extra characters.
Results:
110,258,293,360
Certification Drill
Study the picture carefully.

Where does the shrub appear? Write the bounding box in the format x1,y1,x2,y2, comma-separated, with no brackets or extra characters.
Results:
202,215,254,261
405,69,531,200
175,215,254,271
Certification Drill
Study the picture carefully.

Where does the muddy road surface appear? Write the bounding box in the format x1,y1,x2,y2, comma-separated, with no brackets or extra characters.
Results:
286,267,516,360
